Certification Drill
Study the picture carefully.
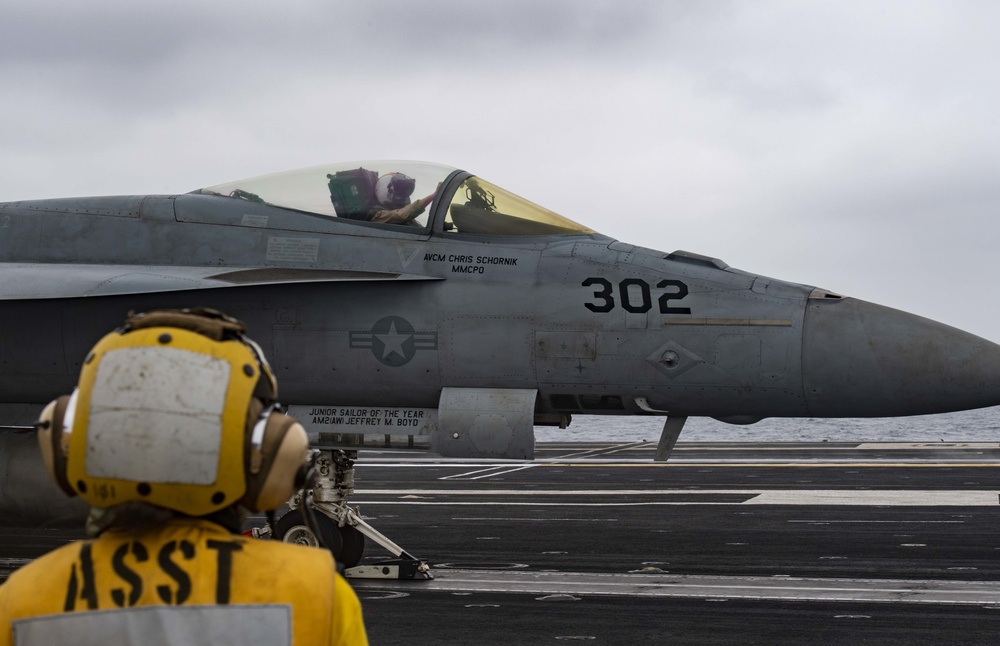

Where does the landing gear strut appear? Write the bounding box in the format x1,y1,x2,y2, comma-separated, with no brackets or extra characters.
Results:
264,447,432,580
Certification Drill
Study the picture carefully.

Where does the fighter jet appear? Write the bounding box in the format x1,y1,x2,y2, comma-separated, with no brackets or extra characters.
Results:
2,159,999,452
1,160,999,569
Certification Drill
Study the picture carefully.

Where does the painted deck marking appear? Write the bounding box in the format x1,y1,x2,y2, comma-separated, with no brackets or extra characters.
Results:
356,489,1000,506
353,570,1000,605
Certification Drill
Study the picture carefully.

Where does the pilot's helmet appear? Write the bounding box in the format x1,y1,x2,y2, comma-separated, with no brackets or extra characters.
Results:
375,172,416,208
36,308,309,516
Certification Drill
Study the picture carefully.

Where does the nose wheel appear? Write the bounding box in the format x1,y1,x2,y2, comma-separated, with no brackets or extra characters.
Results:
266,448,431,580
274,509,343,555
338,524,366,568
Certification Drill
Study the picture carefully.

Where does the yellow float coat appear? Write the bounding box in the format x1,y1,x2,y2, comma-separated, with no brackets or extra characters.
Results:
0,518,367,645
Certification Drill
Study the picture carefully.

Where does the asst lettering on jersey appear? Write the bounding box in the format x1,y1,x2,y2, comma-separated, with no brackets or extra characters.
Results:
63,539,244,611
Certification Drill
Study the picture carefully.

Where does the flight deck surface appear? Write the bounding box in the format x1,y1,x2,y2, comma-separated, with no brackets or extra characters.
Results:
4,440,1000,644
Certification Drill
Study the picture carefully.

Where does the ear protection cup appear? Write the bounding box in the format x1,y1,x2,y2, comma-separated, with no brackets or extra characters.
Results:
36,394,75,497
242,402,309,512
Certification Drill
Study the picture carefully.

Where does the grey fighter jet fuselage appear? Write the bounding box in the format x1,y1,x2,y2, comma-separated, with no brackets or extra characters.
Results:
2,161,999,466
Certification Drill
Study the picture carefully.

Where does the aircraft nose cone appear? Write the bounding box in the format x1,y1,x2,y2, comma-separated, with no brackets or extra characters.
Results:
802,297,1000,417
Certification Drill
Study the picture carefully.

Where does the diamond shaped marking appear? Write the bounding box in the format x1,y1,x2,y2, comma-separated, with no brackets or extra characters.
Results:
646,341,705,379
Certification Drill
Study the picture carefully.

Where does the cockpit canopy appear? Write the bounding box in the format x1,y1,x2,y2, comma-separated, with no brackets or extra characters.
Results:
198,161,595,237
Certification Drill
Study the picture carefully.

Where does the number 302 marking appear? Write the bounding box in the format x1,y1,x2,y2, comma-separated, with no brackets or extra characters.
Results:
582,277,691,314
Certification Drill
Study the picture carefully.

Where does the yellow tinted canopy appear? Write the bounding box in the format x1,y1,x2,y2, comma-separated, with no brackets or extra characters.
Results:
65,325,261,516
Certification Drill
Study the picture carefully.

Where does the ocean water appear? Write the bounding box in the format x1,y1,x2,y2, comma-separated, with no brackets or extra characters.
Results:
534,405,1000,443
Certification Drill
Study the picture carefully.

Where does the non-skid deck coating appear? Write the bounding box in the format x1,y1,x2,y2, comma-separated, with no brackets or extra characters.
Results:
5,440,1000,644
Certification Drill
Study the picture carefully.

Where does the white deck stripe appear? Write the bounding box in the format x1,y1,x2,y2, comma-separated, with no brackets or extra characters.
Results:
354,570,1000,605
356,489,1000,506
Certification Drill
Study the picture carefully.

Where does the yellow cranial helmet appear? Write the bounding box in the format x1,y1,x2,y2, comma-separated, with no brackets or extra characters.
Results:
36,309,309,516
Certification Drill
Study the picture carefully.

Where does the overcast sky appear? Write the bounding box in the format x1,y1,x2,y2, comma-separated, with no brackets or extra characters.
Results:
2,0,998,340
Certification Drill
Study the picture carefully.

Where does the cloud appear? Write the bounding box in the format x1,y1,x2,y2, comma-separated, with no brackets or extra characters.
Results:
1,0,999,339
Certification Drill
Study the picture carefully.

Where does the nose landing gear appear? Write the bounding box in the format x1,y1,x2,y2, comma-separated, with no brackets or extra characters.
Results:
263,447,432,580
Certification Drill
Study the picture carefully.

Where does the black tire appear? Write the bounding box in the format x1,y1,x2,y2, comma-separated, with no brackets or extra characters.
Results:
274,509,343,558
338,525,366,568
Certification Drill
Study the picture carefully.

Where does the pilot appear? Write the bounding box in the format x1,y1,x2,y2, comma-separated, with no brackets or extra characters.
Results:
0,308,368,646
369,172,436,225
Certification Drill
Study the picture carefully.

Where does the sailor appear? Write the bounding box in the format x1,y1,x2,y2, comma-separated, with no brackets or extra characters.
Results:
0,308,368,645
